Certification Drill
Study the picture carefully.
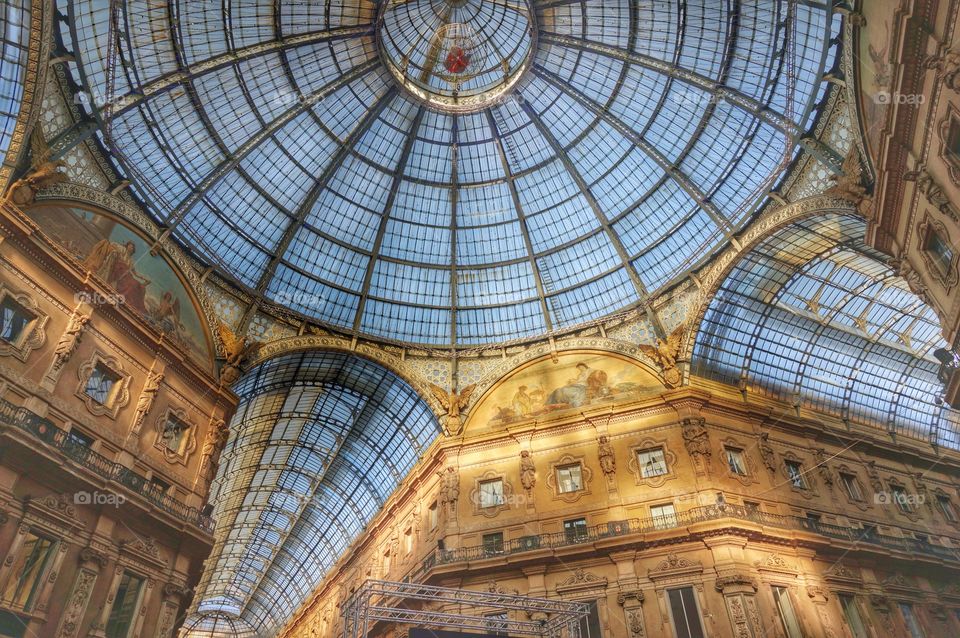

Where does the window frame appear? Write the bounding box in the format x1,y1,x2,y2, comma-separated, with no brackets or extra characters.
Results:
478,478,505,509
563,517,588,543
666,586,706,638
105,569,146,638
555,462,584,494
772,585,803,638
724,446,748,476
637,447,669,478
0,531,58,613
650,502,678,530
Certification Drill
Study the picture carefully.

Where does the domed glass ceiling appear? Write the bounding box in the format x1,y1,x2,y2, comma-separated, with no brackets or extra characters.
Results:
59,0,837,346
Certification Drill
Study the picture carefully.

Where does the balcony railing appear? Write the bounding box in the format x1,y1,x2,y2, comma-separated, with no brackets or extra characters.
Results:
0,397,214,533
407,504,960,581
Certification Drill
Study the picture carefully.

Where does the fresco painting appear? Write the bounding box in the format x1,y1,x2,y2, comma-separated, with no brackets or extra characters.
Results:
27,204,213,368
475,352,659,426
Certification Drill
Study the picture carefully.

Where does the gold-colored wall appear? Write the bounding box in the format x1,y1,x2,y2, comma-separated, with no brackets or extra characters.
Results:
284,359,960,638
0,199,237,637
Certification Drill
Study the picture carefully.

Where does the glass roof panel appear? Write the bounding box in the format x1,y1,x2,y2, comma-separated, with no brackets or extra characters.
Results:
60,0,835,346
0,1,30,166
186,351,440,634
693,214,960,449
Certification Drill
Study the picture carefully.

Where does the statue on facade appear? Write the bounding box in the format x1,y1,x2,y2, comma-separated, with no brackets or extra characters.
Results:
758,432,777,473
130,369,163,440
4,160,68,207
813,448,834,491
681,417,711,474
519,450,536,493
825,149,872,216
216,323,259,385
42,310,90,389
598,435,616,481
428,382,477,436
637,325,686,388
437,466,459,514
198,418,229,490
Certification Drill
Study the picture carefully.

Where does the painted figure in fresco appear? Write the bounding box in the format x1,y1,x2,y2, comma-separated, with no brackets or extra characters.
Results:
545,363,591,407
84,239,151,313
149,291,186,339
512,385,532,417
545,363,611,407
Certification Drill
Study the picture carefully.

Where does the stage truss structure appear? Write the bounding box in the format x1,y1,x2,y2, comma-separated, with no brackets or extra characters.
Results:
340,579,590,638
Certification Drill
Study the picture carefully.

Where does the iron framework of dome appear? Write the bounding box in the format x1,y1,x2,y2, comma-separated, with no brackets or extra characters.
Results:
57,0,839,347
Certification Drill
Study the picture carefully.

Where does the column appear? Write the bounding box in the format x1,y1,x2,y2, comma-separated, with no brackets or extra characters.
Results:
154,584,186,638
0,523,30,592
57,549,109,638
715,574,766,638
88,565,125,638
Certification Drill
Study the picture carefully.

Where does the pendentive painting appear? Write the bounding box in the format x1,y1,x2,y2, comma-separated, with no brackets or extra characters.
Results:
27,204,214,370
474,351,659,427
856,4,894,160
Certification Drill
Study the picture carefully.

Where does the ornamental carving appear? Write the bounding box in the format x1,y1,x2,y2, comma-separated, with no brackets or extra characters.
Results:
42,307,89,388
437,466,460,515
753,553,797,574
198,417,229,491
812,448,834,491
556,569,607,595
715,573,757,593
153,406,197,465
545,454,592,503
519,450,536,494
917,215,959,288
758,432,777,473
427,382,477,436
636,325,685,388
648,554,703,580
129,367,163,444
627,438,677,489
216,322,260,385
56,568,97,638
0,285,47,362
597,435,616,482
4,160,68,207
937,103,960,186
75,352,130,419
681,417,711,475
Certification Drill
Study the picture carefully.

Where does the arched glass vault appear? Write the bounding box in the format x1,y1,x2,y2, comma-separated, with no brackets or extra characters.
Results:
185,351,441,635
0,1,31,167
56,0,839,346
693,214,960,449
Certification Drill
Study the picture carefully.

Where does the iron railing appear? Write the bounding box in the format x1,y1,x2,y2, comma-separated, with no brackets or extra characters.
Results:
0,397,214,532
407,504,960,581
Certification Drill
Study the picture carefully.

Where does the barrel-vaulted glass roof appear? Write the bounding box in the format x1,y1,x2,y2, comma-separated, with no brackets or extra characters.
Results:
0,0,30,165
693,214,960,450
188,351,440,634
58,0,838,346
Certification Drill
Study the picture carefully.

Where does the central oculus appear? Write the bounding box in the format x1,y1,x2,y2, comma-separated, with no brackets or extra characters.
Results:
377,0,536,112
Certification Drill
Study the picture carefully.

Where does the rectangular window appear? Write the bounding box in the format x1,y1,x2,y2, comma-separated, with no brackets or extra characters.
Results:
85,363,121,406
428,502,438,530
66,428,95,448
925,229,955,276
898,603,925,638
0,296,32,344
564,518,588,543
785,460,806,489
651,503,677,530
403,528,413,554
577,600,602,638
0,532,57,612
485,612,509,637
667,586,705,638
382,551,391,574
556,463,583,493
724,447,748,476
743,501,760,515
478,479,504,509
105,571,144,638
891,485,914,514
773,586,803,638
637,447,668,477
937,495,958,522
839,594,868,638
482,532,504,556
839,473,864,501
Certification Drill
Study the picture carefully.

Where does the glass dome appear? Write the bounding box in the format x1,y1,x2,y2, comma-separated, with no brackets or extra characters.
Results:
59,0,837,346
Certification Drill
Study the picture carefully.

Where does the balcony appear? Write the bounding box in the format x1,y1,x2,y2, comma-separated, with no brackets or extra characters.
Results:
409,504,960,580
0,397,214,533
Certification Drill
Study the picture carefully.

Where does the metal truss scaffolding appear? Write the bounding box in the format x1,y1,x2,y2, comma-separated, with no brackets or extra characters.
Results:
340,580,590,638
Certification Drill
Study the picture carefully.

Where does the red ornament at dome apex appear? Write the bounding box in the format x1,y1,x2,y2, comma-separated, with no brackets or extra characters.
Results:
444,46,471,74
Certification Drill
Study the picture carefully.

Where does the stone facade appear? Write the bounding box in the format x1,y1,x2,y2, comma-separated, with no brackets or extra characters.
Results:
0,199,237,637
281,370,960,638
